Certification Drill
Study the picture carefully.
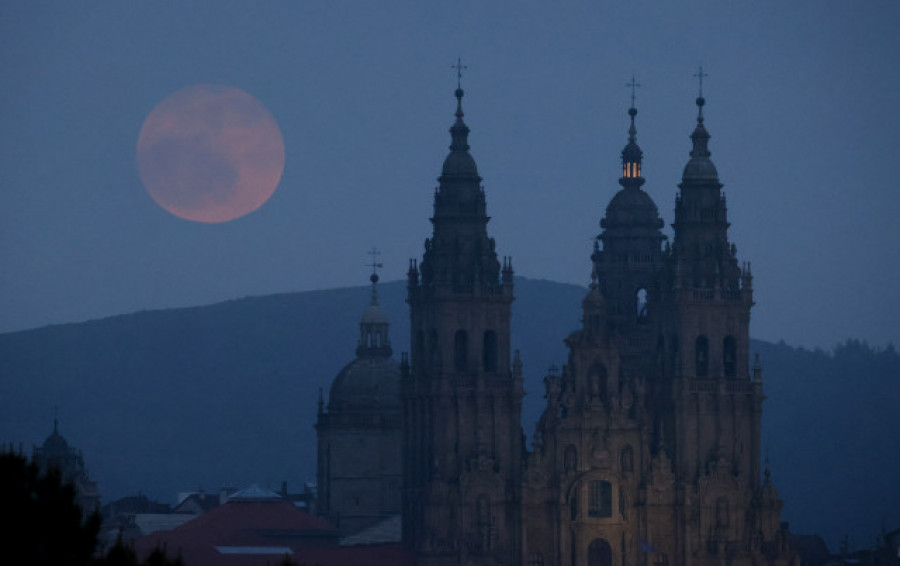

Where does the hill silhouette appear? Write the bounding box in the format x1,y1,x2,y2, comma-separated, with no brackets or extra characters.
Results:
0,278,896,551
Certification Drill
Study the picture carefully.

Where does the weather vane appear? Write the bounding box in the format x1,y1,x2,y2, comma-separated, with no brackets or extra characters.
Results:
452,57,467,89
694,65,708,97
367,247,383,276
626,76,641,108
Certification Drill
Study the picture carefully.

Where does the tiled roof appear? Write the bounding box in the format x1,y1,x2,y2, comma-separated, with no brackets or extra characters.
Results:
134,494,412,566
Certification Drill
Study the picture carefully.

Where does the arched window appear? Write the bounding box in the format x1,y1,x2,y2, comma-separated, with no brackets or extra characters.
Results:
588,538,613,566
636,288,648,321
695,335,709,377
620,445,634,473
723,335,737,377
483,330,498,373
588,480,612,518
454,330,468,371
564,445,578,474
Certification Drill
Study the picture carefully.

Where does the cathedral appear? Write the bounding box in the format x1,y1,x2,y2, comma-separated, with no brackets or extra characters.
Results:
318,78,796,566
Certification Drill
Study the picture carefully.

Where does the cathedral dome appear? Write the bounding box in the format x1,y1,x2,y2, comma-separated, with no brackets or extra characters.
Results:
328,356,401,411
441,150,479,179
41,419,69,455
602,186,664,230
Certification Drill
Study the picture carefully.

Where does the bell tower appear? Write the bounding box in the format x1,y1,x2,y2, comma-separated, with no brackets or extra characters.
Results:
661,89,761,485
402,79,523,566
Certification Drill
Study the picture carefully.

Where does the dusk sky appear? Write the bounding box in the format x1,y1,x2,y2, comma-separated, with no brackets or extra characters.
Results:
1,1,898,350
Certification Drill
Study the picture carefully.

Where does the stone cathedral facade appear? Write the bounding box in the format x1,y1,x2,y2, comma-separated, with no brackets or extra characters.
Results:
319,82,796,566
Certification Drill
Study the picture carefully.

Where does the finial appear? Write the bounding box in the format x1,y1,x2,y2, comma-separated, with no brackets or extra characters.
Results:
626,76,641,111
451,58,467,118
452,57,467,90
366,247,382,303
367,247,382,282
693,65,708,117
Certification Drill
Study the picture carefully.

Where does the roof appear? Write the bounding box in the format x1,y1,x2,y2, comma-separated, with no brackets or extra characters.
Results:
339,515,402,547
134,496,412,566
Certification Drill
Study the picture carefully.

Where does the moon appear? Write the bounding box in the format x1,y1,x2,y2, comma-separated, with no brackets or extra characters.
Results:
137,84,285,223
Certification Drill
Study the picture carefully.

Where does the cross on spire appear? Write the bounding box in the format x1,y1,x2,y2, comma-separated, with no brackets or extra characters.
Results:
626,76,641,108
452,57,467,89
694,65,708,97
367,247,383,276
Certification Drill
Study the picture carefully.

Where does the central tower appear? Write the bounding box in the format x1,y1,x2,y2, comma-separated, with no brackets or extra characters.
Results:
403,84,523,566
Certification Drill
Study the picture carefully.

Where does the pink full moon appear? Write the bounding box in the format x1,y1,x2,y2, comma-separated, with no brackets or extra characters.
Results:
137,84,285,223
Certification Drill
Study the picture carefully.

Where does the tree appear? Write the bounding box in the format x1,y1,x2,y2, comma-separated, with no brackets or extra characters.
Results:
0,450,102,565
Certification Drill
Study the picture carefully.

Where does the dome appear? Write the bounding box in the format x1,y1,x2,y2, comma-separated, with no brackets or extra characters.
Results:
328,356,401,411
441,151,479,179
682,155,719,181
361,303,388,325
41,420,69,455
602,186,664,230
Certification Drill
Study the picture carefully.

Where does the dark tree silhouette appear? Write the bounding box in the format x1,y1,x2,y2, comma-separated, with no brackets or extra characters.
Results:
0,450,101,565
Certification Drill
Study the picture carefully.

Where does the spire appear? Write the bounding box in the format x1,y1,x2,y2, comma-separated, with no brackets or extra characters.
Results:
441,60,479,181
682,67,719,182
620,77,644,188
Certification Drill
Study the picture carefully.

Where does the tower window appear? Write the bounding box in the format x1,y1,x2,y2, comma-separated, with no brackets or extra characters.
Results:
723,335,737,377
695,335,709,377
528,552,545,566
564,445,578,473
483,330,498,373
620,445,634,473
636,288,648,321
588,480,612,518
454,330,468,371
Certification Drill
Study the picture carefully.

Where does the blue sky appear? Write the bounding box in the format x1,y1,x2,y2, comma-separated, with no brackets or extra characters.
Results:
1,1,898,349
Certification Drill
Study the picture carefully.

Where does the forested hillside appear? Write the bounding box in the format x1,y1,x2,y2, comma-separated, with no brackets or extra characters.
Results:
0,278,896,551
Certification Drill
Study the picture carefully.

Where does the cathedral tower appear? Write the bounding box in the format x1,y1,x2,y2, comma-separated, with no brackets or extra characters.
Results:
316,270,402,534
651,90,791,565
403,84,523,566
524,99,664,566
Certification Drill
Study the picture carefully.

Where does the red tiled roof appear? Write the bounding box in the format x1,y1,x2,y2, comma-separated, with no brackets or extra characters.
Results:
133,499,412,566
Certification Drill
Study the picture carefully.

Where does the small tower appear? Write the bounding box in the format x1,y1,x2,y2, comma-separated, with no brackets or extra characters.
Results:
593,92,666,346
32,418,101,517
315,266,402,535
403,79,523,566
